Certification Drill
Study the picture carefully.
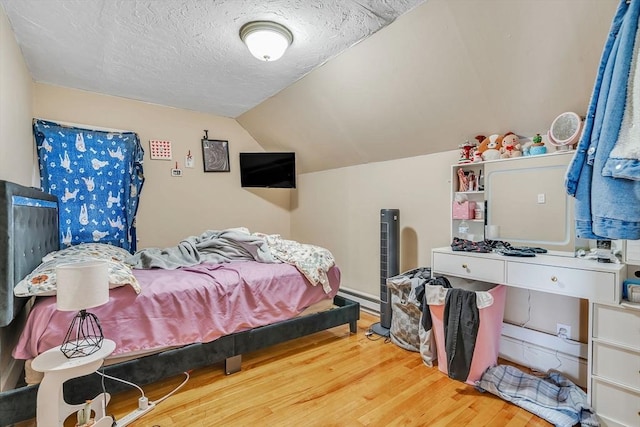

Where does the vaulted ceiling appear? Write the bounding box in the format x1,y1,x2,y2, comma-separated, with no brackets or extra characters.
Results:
1,0,619,173
0,0,425,117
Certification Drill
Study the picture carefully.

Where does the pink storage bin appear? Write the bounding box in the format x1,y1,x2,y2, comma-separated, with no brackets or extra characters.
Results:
452,201,476,220
427,281,506,385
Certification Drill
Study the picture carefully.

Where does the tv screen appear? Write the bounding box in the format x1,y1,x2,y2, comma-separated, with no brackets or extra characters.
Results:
239,152,296,188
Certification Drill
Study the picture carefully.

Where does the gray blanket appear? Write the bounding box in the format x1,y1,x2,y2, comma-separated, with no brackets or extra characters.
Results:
126,228,278,269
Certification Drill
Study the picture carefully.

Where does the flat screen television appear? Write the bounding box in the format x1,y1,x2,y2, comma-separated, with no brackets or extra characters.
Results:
239,152,296,188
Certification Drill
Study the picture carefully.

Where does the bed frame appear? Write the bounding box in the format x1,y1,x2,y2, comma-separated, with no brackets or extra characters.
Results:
0,180,360,426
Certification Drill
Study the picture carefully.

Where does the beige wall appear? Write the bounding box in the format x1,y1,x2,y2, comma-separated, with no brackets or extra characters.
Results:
33,83,292,249
0,6,34,185
292,150,459,294
292,151,585,340
239,0,617,174
0,6,34,390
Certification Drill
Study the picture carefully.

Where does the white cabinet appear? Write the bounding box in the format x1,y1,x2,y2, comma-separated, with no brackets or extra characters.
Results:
431,247,635,426
506,262,616,302
432,251,504,283
451,163,485,241
626,240,640,265
590,303,640,426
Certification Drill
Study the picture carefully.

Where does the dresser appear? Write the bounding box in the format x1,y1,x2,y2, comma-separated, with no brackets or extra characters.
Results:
431,247,638,427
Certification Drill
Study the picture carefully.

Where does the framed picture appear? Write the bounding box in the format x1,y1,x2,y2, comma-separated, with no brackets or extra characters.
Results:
201,139,230,172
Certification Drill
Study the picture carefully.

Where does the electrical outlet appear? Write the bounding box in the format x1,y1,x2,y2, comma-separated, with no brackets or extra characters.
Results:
556,323,571,339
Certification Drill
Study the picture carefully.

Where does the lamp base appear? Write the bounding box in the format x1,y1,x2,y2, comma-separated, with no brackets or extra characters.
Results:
61,310,104,358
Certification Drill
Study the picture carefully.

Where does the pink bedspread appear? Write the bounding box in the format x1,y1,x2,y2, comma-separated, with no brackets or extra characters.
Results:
13,261,340,360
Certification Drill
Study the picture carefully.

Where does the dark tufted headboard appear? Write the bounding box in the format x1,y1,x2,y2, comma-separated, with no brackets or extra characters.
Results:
0,180,59,327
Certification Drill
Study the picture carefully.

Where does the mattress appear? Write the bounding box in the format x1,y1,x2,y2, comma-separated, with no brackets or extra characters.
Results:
14,260,340,365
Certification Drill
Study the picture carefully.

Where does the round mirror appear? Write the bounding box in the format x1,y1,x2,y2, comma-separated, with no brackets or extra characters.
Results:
548,112,582,150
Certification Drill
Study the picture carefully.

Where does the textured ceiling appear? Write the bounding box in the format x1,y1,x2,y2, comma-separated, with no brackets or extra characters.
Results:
237,0,619,173
0,0,426,118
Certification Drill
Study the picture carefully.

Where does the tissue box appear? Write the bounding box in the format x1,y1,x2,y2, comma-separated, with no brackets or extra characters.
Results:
452,201,476,219
623,279,640,303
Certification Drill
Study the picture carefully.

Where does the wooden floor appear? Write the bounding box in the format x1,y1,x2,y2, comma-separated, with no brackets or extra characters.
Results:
50,310,550,427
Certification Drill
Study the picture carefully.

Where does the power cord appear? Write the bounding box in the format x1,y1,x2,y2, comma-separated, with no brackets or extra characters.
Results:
95,370,147,401
95,370,190,406
519,290,532,328
153,371,190,405
365,323,391,342
557,329,581,346
557,327,569,340
94,370,190,425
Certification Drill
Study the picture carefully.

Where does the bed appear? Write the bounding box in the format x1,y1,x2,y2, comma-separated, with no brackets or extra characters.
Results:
0,180,359,426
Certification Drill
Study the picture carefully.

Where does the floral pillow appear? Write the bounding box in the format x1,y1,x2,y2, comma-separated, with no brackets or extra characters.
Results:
42,243,132,263
14,243,141,297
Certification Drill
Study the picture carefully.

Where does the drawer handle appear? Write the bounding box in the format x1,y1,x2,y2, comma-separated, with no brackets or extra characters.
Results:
462,264,468,269
551,276,558,282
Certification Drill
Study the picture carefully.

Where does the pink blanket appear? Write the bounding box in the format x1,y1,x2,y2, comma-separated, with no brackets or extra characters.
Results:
13,261,340,360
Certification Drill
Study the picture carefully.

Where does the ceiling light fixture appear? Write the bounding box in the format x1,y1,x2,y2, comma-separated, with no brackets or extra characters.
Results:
240,21,293,62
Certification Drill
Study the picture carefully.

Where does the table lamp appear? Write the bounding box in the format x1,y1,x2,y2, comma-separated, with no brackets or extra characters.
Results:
56,261,109,358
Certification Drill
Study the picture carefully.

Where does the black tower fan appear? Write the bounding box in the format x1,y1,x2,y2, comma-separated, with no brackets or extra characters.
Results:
371,208,399,336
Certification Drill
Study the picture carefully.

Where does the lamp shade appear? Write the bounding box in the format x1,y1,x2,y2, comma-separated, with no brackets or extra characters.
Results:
56,261,109,311
240,21,293,61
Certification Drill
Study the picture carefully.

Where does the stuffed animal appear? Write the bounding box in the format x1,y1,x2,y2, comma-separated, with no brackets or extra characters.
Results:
499,132,522,158
526,133,547,156
476,134,502,161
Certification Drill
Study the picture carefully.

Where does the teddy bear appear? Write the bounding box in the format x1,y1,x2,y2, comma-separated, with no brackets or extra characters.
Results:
499,132,522,158
476,134,502,161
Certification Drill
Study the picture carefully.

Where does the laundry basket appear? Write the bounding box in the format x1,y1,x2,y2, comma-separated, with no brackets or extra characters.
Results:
387,267,431,352
426,278,506,385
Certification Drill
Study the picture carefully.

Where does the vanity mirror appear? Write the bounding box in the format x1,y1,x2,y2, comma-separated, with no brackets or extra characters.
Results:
547,112,583,151
484,151,575,252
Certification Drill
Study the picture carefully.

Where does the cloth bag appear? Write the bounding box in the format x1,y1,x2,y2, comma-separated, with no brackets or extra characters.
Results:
387,268,431,352
416,276,452,367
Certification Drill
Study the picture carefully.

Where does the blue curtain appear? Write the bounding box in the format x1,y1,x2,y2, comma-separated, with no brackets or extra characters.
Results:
33,119,144,252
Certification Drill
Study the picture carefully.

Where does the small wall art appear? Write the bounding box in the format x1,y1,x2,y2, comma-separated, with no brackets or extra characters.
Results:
202,138,230,172
149,140,172,160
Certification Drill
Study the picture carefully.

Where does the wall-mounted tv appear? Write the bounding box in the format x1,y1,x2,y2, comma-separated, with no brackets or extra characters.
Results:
239,152,296,188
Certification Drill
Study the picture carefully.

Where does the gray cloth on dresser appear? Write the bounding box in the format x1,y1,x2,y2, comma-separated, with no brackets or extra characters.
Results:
126,228,278,269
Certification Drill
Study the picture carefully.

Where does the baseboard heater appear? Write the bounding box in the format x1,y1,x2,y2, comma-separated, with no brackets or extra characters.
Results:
338,288,379,313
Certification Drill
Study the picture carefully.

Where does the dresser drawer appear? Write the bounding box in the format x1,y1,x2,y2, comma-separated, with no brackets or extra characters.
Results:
506,263,615,301
593,304,640,350
627,240,640,265
591,380,640,427
432,252,505,283
593,342,640,390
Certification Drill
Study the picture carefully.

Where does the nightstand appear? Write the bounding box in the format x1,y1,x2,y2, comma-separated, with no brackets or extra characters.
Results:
31,339,116,427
